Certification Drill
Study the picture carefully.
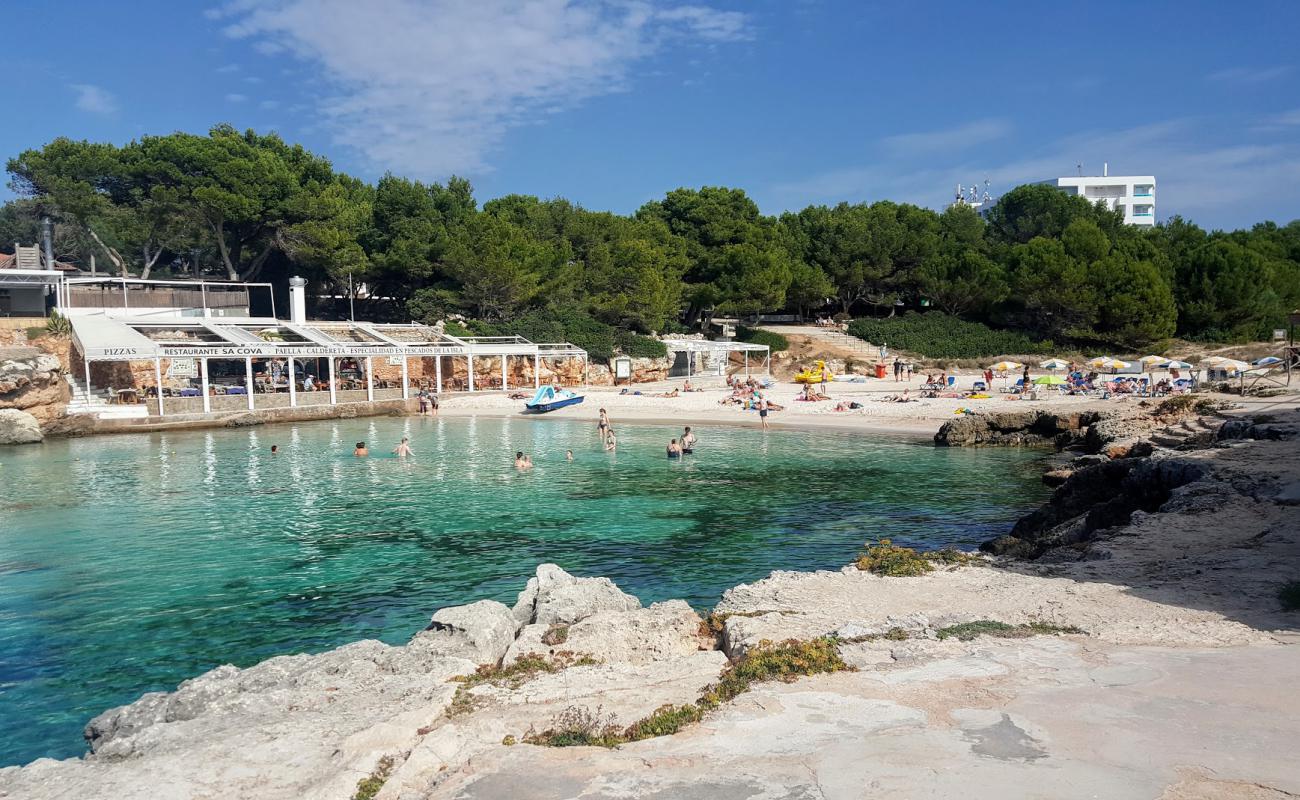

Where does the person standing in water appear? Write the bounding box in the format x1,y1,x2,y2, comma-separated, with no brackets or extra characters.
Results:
681,426,697,454
270,445,278,455
758,394,770,430
667,438,682,458
353,442,369,457
597,408,610,437
565,449,574,461
604,430,617,451
393,437,413,457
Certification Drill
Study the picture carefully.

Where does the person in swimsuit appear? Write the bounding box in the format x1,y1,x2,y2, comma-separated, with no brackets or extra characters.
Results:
393,437,413,457
667,438,682,458
566,449,574,461
597,408,610,437
681,426,696,454
514,450,527,468
604,430,617,451
353,441,368,457
758,395,770,430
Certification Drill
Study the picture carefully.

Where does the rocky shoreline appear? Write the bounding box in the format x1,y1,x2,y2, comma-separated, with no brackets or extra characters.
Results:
2,408,1298,799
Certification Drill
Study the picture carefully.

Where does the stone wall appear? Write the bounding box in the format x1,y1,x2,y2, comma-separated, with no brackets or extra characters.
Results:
0,346,70,424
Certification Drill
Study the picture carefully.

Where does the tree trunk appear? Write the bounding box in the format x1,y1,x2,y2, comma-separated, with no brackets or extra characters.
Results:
238,239,277,282
211,219,240,281
140,242,163,280
85,227,132,277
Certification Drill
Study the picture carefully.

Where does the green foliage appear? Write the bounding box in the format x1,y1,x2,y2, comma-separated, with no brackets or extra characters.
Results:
615,330,667,359
736,325,790,352
1279,581,1300,612
25,327,45,340
447,652,597,717
847,313,1051,359
44,311,72,336
854,539,933,576
6,124,1297,346
351,755,395,800
541,625,569,646
524,638,848,747
854,539,980,575
935,620,1085,641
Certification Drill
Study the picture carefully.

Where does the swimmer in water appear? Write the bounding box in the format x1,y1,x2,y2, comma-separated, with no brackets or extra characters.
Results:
393,437,413,457
667,438,683,458
515,450,526,468
353,441,369,457
565,449,574,461
270,445,278,455
604,430,617,451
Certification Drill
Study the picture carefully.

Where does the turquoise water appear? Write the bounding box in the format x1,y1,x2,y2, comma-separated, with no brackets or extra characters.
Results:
0,416,1049,766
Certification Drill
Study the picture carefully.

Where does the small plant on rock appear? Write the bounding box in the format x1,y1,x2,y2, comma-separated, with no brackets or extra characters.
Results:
541,624,569,646
351,755,395,800
522,638,850,748
856,539,934,576
446,652,598,717
935,620,1084,641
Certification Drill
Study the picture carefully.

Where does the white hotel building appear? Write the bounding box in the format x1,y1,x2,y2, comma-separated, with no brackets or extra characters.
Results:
1041,168,1156,227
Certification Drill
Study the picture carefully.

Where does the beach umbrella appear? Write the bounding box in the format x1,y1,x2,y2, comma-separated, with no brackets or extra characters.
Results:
988,360,1022,372
1138,355,1169,371
1038,358,1070,371
1032,374,1066,385
1086,356,1115,369
1164,359,1192,370
1098,358,1130,371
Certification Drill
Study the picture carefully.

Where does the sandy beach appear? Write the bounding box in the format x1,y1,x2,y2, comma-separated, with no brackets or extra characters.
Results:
435,374,1128,437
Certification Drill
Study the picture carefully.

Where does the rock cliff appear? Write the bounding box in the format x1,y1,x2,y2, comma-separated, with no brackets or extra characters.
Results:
0,346,69,426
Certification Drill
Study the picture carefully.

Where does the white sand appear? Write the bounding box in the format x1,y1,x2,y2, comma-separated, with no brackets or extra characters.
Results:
435,374,1125,437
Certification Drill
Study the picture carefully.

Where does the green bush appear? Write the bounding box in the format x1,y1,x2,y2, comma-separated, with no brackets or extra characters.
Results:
846,312,1052,359
615,330,667,359
737,326,789,352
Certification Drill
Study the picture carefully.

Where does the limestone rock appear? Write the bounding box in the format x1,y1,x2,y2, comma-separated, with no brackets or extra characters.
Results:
0,347,68,424
504,600,708,665
0,408,43,445
511,563,641,626
417,599,518,665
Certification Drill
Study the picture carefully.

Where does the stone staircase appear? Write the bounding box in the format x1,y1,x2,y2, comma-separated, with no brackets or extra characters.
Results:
763,325,877,355
64,374,149,419
1148,415,1221,450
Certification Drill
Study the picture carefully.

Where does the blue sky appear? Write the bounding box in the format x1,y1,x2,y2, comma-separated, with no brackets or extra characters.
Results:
4,1,1299,229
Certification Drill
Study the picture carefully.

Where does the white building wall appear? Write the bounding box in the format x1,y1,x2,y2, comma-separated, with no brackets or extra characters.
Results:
1049,175,1156,226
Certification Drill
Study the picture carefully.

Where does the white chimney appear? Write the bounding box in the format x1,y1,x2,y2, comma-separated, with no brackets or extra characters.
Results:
1103,161,1108,177
289,276,307,324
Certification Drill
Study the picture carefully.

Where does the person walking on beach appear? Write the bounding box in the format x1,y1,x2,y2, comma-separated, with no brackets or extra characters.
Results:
681,426,697,453
758,394,770,430
353,441,369,457
893,357,903,382
393,437,413,457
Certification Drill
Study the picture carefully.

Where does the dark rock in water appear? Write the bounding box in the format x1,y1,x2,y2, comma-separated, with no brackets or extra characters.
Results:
982,455,1210,558
1042,468,1073,487
934,410,1105,448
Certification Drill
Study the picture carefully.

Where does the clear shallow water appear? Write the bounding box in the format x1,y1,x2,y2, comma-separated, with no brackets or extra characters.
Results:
0,416,1049,765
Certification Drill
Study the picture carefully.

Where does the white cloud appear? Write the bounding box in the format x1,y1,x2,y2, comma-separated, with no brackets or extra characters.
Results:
882,118,1012,157
211,0,751,176
1206,65,1291,84
763,117,1300,229
226,92,248,103
260,99,281,109
70,84,118,115
216,63,241,73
